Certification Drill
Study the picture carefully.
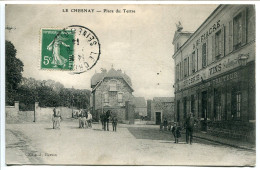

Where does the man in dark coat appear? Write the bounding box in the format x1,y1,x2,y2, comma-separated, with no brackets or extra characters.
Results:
100,111,105,130
104,110,111,131
112,116,118,132
185,112,198,144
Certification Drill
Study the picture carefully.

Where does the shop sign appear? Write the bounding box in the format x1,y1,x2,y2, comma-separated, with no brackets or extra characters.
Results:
208,54,240,78
193,20,221,49
212,71,238,85
177,73,201,91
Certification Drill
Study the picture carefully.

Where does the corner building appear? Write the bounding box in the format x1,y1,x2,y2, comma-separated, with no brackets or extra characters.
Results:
172,5,255,141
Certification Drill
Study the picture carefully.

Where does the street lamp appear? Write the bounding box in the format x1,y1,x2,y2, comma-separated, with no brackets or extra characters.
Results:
238,53,249,66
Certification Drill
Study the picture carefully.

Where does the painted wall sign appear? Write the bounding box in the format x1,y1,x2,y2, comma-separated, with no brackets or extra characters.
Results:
193,20,221,49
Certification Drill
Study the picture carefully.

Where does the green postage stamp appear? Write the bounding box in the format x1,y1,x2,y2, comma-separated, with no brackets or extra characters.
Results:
41,29,75,70
41,26,101,73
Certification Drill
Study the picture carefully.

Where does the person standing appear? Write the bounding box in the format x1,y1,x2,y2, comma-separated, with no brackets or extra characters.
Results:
87,111,92,128
185,112,198,144
163,118,168,131
104,110,111,131
112,116,118,132
100,111,105,130
78,109,82,128
172,122,181,143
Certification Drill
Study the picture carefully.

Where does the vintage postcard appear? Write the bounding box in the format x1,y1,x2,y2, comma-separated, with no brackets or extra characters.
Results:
4,4,255,166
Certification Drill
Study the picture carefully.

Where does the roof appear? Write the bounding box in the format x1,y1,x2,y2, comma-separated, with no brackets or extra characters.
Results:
172,31,193,44
133,97,147,108
153,97,174,103
91,68,132,88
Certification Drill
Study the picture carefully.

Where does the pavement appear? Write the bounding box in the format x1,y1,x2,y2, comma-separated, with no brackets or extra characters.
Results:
135,119,255,151
5,120,256,166
159,129,255,151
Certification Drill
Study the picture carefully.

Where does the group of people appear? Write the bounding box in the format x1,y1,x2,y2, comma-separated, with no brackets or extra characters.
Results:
170,112,198,144
100,110,118,132
52,107,93,129
78,109,92,129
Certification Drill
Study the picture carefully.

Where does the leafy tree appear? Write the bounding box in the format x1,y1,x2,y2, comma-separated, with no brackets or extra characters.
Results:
6,41,24,105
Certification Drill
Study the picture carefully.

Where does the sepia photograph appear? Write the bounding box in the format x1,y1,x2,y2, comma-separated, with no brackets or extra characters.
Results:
4,4,256,166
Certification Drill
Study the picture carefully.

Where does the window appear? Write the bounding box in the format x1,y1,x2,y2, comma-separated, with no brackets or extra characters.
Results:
180,62,182,79
104,93,109,103
215,30,222,59
202,43,207,68
233,13,243,50
236,92,241,118
192,51,196,73
231,85,241,119
196,49,199,71
214,88,222,121
233,9,247,50
118,93,123,103
176,64,179,81
184,58,188,77
109,81,117,91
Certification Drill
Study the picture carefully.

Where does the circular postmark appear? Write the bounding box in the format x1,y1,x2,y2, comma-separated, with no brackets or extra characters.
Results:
46,25,101,73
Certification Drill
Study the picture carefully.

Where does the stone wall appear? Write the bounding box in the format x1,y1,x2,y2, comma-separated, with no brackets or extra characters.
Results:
35,103,73,122
6,101,19,117
94,78,134,110
6,101,73,123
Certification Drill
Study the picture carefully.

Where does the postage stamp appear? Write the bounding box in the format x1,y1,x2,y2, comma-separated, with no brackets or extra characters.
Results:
41,26,101,73
41,29,75,70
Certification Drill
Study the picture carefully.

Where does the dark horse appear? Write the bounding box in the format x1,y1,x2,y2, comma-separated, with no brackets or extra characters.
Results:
103,110,111,131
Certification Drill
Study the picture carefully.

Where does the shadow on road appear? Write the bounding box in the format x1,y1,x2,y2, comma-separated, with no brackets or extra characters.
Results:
127,127,176,141
44,128,54,130
92,128,103,131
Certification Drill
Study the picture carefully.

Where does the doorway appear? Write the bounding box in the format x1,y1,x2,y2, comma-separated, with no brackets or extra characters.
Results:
201,91,208,131
155,112,162,125
177,100,180,122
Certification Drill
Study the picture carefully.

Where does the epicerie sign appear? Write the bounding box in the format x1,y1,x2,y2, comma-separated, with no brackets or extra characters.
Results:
182,74,201,88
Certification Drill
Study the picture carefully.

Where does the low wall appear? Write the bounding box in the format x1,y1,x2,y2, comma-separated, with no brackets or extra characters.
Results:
35,106,74,122
6,101,74,123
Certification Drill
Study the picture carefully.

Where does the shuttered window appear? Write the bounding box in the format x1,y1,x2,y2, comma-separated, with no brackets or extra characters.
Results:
184,58,188,77
202,43,207,68
233,9,247,50
176,64,179,81
104,93,109,103
192,51,196,73
215,30,222,59
118,93,123,103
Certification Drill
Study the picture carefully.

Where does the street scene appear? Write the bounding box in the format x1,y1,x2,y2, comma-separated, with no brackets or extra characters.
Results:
6,120,255,165
4,4,256,166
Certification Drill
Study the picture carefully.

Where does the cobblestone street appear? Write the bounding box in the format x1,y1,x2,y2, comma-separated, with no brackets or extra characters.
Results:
5,120,255,166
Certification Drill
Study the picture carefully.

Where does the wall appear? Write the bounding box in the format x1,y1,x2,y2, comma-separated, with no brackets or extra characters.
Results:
35,103,73,122
6,101,73,123
147,100,152,120
135,107,147,117
6,101,19,117
153,102,174,122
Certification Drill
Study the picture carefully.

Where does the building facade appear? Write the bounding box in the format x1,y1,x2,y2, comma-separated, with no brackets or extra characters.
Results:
147,97,174,125
172,5,255,141
90,68,135,122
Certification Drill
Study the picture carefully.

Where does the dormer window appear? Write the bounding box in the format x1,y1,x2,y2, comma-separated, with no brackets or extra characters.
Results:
109,80,117,91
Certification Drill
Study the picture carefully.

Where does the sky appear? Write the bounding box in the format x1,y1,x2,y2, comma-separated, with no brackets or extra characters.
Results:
5,4,218,100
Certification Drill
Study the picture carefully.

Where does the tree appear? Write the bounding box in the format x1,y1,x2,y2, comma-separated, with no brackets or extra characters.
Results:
6,41,24,105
